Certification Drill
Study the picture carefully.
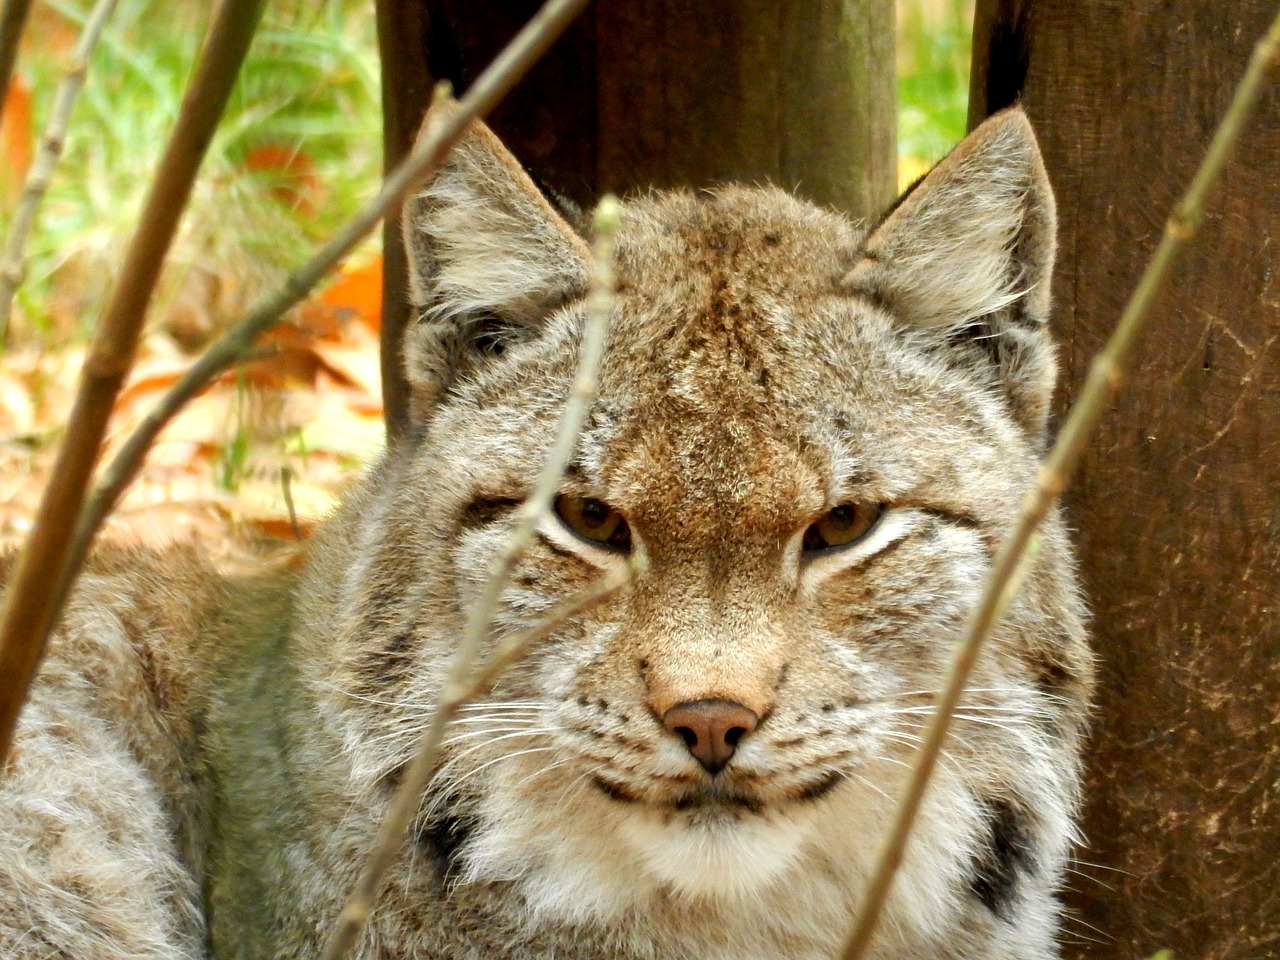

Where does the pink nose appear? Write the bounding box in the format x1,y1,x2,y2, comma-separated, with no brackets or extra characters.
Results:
662,699,760,774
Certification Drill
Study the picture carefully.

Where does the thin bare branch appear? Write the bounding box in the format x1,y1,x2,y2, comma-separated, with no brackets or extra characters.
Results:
0,0,32,130
839,11,1280,959
318,193,620,960
0,0,268,771
0,0,121,343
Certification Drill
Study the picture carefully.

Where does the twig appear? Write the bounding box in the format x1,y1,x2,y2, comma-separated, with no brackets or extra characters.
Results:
280,466,302,542
0,0,121,343
0,0,268,771
839,10,1280,960
0,0,593,773
0,0,32,130
317,195,621,960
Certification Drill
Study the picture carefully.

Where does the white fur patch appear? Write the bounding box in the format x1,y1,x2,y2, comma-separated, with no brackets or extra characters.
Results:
457,742,988,957
618,805,809,900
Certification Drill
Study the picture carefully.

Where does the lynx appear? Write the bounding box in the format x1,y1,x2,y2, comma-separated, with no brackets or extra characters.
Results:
0,106,1092,960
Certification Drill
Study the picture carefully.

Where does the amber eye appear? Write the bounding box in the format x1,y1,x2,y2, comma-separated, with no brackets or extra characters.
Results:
802,503,884,552
554,494,632,550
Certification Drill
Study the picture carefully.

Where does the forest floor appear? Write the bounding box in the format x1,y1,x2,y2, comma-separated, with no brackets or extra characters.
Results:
0,0,385,557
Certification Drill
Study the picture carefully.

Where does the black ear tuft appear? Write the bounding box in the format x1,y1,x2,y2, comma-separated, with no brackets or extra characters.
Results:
973,0,1034,121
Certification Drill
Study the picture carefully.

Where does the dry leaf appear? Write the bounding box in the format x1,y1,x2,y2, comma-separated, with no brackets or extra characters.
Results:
0,75,32,209
244,143,321,215
319,256,382,331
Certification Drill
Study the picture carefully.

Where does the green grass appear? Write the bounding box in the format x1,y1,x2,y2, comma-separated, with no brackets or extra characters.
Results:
9,0,380,345
896,0,974,189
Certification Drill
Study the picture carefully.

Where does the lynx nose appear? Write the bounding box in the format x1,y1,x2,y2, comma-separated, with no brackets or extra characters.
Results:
662,699,759,774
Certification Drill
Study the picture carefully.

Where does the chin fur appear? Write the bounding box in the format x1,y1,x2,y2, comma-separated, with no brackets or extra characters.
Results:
458,758,988,956
619,804,809,900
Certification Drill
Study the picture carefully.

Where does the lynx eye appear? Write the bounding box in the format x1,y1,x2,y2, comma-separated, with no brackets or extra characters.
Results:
554,494,632,550
802,503,884,552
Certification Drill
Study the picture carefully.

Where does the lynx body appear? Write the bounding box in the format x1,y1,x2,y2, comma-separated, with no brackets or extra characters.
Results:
0,108,1092,960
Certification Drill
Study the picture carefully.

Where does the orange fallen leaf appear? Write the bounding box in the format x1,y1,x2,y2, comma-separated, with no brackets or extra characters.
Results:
241,514,314,542
247,322,328,389
244,143,320,215
1,74,32,209
318,256,382,331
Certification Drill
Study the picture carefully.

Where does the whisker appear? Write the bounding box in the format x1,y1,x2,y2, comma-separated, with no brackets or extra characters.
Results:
434,730,555,778
1064,866,1117,893
1059,912,1112,944
442,726,547,746
510,757,576,791
1068,857,1135,877
887,706,1054,725
846,771,894,804
879,732,965,775
457,700,545,711
434,745,559,793
422,745,559,821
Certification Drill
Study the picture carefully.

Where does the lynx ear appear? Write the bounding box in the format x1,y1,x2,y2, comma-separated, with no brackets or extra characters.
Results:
846,107,1058,438
401,105,592,414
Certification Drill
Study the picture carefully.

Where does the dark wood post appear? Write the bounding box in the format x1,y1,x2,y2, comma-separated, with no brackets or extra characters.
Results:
375,0,432,441
971,3,1280,958
376,0,896,441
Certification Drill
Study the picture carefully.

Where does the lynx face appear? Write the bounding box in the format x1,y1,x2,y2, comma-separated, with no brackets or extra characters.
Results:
314,108,1092,959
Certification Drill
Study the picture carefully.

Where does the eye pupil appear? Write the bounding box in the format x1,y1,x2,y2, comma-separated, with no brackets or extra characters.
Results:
554,494,633,551
580,499,609,528
828,505,855,531
802,503,884,553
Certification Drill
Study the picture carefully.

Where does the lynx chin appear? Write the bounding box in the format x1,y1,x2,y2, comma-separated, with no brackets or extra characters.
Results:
1,106,1092,960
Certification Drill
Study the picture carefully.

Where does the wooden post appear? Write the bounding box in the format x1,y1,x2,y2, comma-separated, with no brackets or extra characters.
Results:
971,3,1280,958
375,0,431,441
376,0,896,440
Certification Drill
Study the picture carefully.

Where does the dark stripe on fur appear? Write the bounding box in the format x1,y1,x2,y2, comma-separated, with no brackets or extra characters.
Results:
416,804,479,887
460,497,522,531
968,796,1034,920
361,629,415,691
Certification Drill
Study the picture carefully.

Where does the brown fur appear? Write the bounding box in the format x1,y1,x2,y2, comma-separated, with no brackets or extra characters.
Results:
1,107,1092,959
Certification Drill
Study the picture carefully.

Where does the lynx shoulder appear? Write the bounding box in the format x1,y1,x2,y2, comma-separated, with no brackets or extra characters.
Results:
1,106,1092,960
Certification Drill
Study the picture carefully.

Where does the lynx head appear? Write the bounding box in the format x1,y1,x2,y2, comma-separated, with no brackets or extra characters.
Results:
319,107,1092,958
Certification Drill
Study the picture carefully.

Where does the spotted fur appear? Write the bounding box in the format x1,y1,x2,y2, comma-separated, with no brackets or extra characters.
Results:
1,106,1092,959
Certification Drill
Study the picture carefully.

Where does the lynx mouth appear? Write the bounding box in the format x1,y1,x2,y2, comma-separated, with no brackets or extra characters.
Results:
591,771,847,812
590,775,764,813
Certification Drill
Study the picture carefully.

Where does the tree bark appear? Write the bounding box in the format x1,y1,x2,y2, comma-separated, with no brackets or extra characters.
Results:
971,4,1280,958
376,0,895,441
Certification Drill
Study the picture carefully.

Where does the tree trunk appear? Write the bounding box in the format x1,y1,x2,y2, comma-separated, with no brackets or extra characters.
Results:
376,0,896,440
971,3,1280,958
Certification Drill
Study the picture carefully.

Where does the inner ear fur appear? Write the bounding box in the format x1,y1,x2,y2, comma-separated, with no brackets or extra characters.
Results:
846,107,1059,440
400,105,592,416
